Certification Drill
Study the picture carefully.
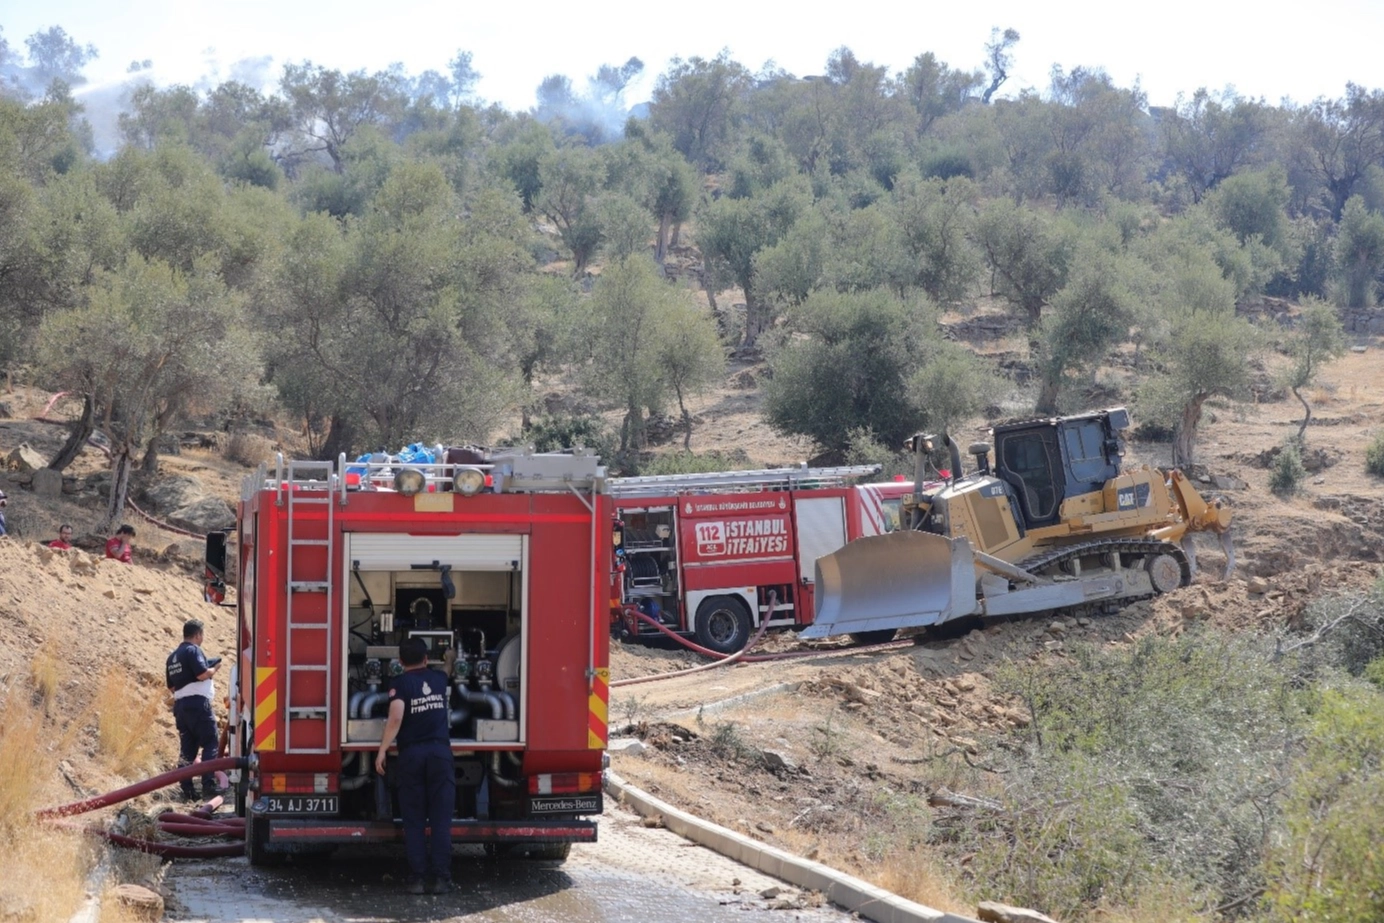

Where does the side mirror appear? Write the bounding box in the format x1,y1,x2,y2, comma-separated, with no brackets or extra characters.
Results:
204,531,228,579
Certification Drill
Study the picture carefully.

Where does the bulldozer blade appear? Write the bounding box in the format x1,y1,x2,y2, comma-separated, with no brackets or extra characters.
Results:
802,532,979,639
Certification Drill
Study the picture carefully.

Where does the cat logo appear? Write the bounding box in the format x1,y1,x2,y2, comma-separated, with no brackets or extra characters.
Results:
1117,487,1136,510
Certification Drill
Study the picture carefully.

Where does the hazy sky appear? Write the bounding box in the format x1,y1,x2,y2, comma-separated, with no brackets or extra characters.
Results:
5,0,1384,111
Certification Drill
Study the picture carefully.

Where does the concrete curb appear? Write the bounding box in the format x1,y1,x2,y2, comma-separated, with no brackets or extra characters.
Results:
66,848,111,923
604,770,980,923
660,681,802,720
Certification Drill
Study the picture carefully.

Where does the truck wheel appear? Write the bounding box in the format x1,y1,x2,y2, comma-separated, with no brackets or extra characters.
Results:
848,629,897,645
524,842,571,862
694,596,752,654
245,812,285,868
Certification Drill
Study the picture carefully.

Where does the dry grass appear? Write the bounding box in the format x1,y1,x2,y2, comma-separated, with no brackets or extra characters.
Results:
94,669,166,777
0,689,49,831
0,691,89,921
30,639,62,713
875,846,973,916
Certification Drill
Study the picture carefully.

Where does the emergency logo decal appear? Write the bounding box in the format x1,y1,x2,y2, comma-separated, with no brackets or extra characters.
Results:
695,518,790,556
253,666,278,751
695,521,726,556
422,681,432,695
588,667,609,749
778,496,786,510
685,502,692,514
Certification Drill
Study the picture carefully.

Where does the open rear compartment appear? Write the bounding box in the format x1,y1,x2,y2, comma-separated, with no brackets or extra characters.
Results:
340,533,527,823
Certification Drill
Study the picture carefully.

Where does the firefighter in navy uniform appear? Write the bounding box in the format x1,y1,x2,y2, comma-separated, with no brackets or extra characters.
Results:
375,637,455,895
165,619,222,802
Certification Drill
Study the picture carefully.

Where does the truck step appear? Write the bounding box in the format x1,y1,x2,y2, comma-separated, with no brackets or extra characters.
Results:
289,581,329,592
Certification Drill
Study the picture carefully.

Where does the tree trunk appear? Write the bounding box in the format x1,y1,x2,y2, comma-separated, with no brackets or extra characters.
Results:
675,381,692,451
624,401,645,451
46,392,95,473
655,211,671,265
1034,373,1061,416
1293,386,1311,442
321,414,357,462
743,290,767,348
140,433,162,475
1172,396,1206,469
670,220,682,248
100,447,134,535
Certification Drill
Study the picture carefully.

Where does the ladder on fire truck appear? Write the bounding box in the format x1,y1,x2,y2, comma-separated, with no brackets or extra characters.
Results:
607,464,883,499
279,458,337,755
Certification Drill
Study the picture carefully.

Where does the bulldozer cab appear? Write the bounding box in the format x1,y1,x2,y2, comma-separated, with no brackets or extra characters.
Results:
994,408,1128,529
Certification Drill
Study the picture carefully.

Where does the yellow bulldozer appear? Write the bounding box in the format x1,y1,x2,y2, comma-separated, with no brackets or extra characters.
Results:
804,407,1234,641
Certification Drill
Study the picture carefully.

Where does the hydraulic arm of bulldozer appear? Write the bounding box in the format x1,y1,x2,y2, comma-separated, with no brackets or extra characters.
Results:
1152,469,1235,577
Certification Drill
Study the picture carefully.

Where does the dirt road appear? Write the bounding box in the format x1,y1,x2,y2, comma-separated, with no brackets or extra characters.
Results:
162,800,853,922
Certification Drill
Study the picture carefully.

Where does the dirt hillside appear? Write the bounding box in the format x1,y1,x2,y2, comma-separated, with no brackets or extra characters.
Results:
0,539,237,798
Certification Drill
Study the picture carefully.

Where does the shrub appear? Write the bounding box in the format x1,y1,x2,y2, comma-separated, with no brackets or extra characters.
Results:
517,413,615,459
1266,684,1384,923
1366,430,1384,477
921,150,974,181
223,431,274,467
1270,440,1306,495
636,449,751,476
980,630,1306,917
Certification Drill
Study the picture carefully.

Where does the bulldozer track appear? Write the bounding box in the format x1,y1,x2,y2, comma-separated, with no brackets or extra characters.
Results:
1016,538,1192,615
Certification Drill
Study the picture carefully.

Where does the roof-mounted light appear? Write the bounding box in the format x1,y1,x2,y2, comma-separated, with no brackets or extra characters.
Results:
452,466,485,497
393,468,427,495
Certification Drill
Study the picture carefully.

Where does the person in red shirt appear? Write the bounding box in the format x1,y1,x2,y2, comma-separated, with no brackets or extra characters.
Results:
48,524,74,549
105,524,136,562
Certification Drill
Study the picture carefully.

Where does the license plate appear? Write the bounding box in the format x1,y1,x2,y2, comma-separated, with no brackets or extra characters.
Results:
529,794,602,815
260,795,339,814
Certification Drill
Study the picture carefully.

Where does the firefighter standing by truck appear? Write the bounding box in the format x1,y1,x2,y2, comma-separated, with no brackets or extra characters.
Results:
375,638,455,895
165,619,222,802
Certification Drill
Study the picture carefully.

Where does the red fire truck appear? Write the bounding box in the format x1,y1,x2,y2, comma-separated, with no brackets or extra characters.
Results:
207,449,613,865
608,466,922,653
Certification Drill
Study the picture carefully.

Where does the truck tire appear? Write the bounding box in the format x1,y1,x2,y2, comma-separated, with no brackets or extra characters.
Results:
694,596,752,654
524,842,572,862
245,812,286,867
848,629,897,645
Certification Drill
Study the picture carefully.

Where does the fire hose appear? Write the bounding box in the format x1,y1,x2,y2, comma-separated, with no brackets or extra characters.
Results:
612,607,914,689
37,757,249,858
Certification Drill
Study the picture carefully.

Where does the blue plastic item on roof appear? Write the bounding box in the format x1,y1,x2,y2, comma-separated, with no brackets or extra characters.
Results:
396,443,436,465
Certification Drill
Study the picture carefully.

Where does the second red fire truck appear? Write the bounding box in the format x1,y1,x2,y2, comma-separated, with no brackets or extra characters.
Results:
608,466,923,652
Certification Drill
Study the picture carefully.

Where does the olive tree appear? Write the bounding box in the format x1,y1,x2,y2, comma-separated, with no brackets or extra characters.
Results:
583,257,721,457
974,198,1073,325
36,256,255,531
655,299,725,450
1282,299,1346,440
1033,245,1141,414
765,288,992,455
1333,196,1384,308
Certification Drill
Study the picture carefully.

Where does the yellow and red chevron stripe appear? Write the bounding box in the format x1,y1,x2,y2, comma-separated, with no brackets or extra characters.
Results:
253,666,279,751
587,667,609,749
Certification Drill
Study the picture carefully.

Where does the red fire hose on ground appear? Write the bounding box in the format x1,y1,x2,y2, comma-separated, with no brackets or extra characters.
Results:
612,604,914,689
37,757,248,858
